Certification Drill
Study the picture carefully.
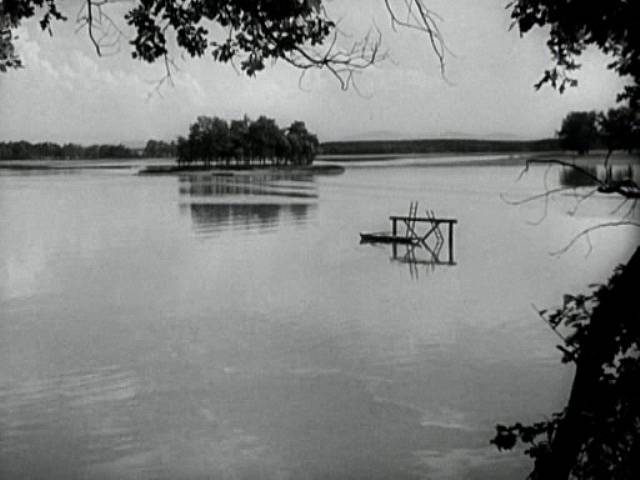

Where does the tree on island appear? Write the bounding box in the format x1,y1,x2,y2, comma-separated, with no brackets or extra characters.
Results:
176,115,318,168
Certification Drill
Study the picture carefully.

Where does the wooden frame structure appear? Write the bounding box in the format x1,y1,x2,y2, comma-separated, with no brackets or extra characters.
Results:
360,202,457,266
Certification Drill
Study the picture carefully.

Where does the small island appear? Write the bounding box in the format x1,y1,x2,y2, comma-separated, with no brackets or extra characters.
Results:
140,115,343,175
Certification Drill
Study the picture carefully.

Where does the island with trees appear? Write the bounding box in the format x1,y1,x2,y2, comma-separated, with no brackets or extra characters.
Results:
140,115,337,174
178,115,318,168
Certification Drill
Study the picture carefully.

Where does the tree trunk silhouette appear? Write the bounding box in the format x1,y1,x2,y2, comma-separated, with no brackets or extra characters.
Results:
536,246,640,479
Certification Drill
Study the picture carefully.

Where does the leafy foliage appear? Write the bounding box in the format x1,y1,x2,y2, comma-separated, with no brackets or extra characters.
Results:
176,115,318,167
1,0,332,74
598,107,640,155
492,250,640,479
1,1,449,88
1,0,62,70
1,0,67,33
0,0,397,88
0,0,66,72
124,0,333,76
555,107,640,157
557,111,598,155
508,0,640,107
0,13,21,71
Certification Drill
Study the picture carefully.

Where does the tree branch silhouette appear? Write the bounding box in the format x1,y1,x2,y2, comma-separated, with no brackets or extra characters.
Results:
383,0,448,77
2,1,448,92
76,0,125,57
550,221,640,257
502,156,639,254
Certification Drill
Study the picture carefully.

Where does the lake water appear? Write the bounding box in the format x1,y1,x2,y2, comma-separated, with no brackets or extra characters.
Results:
0,157,637,479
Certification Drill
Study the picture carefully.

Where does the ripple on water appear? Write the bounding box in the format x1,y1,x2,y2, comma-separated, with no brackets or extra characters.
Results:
0,366,145,477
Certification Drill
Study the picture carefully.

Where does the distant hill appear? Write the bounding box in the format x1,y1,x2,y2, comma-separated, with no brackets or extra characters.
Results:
320,138,559,155
336,130,408,142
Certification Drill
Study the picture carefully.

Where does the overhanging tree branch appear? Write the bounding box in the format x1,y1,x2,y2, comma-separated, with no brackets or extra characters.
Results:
503,155,640,255
522,158,640,200
2,1,449,91
551,221,640,257
76,0,125,57
383,0,447,77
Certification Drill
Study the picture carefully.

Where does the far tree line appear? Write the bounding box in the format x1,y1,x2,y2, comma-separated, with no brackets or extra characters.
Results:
0,141,138,160
176,116,319,168
3,107,636,163
558,107,640,156
0,139,176,160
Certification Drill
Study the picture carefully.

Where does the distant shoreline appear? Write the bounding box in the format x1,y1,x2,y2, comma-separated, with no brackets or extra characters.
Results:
317,151,639,167
319,138,560,156
138,163,346,175
0,152,636,172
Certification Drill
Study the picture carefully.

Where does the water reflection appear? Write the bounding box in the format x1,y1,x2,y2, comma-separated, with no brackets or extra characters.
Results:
178,173,317,236
178,173,317,199
390,242,456,279
186,202,315,235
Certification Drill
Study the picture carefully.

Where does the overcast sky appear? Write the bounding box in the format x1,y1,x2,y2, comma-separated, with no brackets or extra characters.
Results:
0,0,629,144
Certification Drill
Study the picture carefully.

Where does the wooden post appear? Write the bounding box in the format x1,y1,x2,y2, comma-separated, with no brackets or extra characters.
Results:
448,221,454,264
392,218,397,238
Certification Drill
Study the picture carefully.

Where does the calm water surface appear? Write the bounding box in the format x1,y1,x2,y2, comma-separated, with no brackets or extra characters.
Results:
0,158,637,479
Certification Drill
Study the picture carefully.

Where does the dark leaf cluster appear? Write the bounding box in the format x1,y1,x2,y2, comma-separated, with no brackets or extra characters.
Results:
509,0,640,107
1,0,65,71
1,1,336,77
491,251,640,479
1,0,66,31
1,1,396,88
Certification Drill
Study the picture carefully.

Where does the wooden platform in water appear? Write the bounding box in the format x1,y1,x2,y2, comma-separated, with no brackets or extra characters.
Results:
360,202,458,266
359,232,415,244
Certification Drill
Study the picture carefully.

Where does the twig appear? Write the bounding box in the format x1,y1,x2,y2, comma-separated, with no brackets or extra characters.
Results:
550,221,640,256
500,186,572,206
384,0,448,78
77,0,127,57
